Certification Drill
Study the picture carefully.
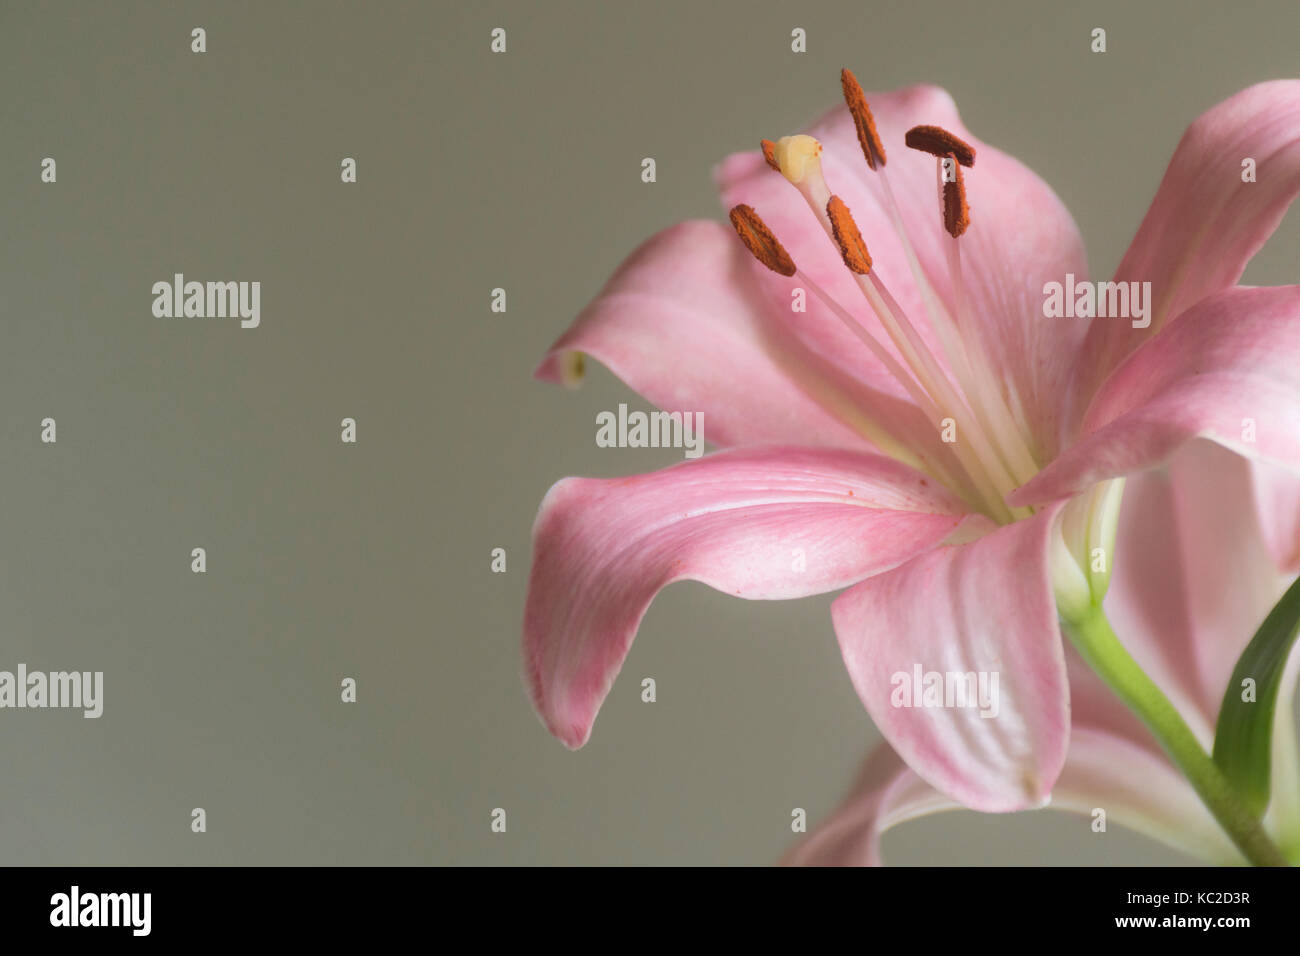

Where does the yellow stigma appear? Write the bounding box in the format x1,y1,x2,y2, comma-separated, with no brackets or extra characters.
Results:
775,135,823,185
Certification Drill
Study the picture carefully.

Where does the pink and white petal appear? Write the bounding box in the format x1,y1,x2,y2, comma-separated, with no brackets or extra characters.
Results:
1060,642,1232,868
718,83,1090,461
1102,443,1295,853
536,219,962,477
789,644,1242,866
524,446,976,749
1160,444,1289,724
1050,729,1243,865
1012,286,1300,507
536,219,873,450
784,728,1240,866
1102,466,1216,744
830,505,1069,812
779,742,955,866
1103,444,1289,739
1072,81,1300,417
1248,458,1300,573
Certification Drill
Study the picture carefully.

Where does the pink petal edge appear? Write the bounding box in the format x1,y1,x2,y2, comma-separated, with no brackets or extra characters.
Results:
1013,285,1300,507
524,446,977,748
830,505,1069,812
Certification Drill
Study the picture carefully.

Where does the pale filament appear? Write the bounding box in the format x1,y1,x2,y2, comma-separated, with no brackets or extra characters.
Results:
774,135,1018,522
796,269,972,498
932,159,1042,489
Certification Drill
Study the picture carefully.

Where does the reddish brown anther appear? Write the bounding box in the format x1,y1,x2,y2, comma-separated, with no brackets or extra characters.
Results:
840,68,886,170
826,195,873,274
729,204,797,276
942,156,970,238
905,125,976,167
760,139,781,172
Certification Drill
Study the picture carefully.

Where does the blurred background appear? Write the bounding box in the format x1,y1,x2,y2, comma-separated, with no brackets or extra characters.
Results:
0,0,1296,864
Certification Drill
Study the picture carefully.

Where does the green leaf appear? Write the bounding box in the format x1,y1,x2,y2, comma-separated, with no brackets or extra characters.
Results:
1212,575,1300,818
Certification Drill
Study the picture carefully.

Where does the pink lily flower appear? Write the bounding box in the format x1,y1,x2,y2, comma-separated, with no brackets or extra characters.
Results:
786,441,1300,864
523,74,1300,852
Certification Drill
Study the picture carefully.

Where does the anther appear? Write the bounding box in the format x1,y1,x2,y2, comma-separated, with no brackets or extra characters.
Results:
826,196,872,274
840,68,886,170
728,204,797,276
905,125,976,167
942,156,970,238
760,139,781,172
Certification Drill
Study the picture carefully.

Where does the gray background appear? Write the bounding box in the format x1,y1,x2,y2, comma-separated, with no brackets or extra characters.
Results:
0,0,1296,864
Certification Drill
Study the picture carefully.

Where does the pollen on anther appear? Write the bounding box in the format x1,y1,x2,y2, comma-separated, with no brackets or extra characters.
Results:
840,68,886,170
905,125,976,167
826,195,872,274
760,139,781,172
943,155,971,238
728,204,797,276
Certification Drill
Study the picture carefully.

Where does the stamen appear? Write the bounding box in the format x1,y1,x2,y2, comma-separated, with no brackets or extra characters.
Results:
864,270,1018,521
729,197,934,434
875,159,996,478
760,139,781,172
943,227,1040,489
839,68,886,169
796,271,967,491
867,145,982,424
754,75,1046,521
777,141,1014,518
932,154,1039,490
800,273,934,414
826,195,872,274
905,125,976,167
767,132,1017,520
726,203,958,489
799,271,972,496
728,204,796,276
942,155,970,238
833,93,984,425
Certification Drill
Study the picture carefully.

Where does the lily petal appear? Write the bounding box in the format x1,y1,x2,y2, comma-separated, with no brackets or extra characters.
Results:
1248,458,1300,573
830,506,1068,811
1012,286,1300,507
780,741,955,866
717,83,1089,461
1044,728,1243,864
785,733,1240,866
535,219,937,455
524,446,976,748
1071,81,1300,420
1105,442,1291,737
1088,442,1299,856
787,650,1244,865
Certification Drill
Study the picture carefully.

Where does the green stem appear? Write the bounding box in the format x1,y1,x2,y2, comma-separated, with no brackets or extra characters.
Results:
1061,605,1289,866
